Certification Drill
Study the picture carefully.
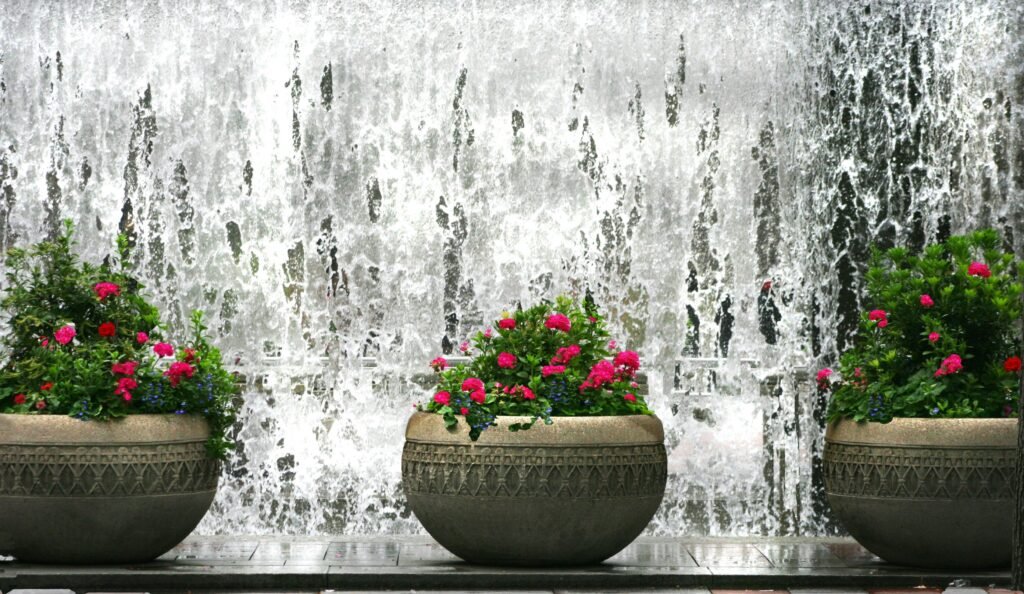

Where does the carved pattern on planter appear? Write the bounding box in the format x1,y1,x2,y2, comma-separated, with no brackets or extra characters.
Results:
0,442,220,497
402,442,666,498
823,442,1014,499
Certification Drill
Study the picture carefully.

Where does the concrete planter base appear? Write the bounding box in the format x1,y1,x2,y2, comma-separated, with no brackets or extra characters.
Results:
0,414,220,564
824,417,1015,569
401,412,667,566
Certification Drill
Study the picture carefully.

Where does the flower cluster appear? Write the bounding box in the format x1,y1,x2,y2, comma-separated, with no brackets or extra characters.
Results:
819,229,1022,422
0,221,239,459
420,295,653,440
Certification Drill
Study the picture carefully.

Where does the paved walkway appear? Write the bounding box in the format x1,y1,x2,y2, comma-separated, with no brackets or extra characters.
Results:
0,536,1015,593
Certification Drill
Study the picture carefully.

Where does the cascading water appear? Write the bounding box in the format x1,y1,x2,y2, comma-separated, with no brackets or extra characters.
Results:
0,0,1020,536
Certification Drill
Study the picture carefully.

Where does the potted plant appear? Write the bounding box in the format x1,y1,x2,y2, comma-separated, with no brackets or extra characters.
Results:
401,295,666,566
0,221,238,564
818,229,1022,569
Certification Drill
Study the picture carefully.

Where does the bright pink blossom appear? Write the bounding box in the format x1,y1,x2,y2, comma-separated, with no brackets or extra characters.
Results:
497,352,517,369
868,309,887,322
165,361,195,387
607,340,618,350
459,341,470,353
968,262,991,278
551,344,581,365
542,365,566,377
111,361,138,376
460,407,469,416
429,357,447,371
35,400,46,410
483,328,493,339
470,390,486,404
816,368,833,389
114,376,138,400
928,332,940,343
614,350,641,372
461,377,485,393
934,354,963,378
433,391,451,406
580,360,617,391
54,325,76,345
153,342,174,357
623,393,637,403
93,282,121,300
920,294,934,308
521,386,535,400
136,332,149,344
497,318,516,330
545,313,571,333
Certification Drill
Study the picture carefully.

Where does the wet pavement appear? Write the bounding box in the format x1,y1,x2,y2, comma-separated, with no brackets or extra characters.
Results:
0,535,1014,593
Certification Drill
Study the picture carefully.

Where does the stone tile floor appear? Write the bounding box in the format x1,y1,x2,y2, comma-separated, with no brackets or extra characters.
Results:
0,536,1015,593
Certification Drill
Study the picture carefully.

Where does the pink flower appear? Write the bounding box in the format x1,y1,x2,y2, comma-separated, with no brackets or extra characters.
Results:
497,318,516,330
614,350,641,372
433,391,451,406
588,316,597,323
136,332,149,344
39,336,49,347
460,407,469,416
607,340,618,350
623,393,637,403
93,282,121,300
816,368,833,389
928,332,940,343
459,341,470,353
934,354,963,378
153,342,174,357
545,313,571,333
98,322,116,337
868,309,887,322
461,377,485,393
497,352,517,369
551,344,581,365
114,376,138,400
920,294,934,307
111,361,138,376
580,360,617,391
521,386,536,400
483,328,493,339
542,365,566,377
429,356,447,371
853,367,863,378
54,325,76,345
470,390,486,404
165,361,195,387
35,400,46,410
877,319,888,328
968,262,991,278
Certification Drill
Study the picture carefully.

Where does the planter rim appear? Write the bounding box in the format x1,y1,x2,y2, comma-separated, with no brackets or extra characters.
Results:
0,413,211,444
825,416,1016,448
405,410,664,445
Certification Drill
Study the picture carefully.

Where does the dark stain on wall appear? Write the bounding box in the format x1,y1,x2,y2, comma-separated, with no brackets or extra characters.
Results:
320,62,332,111
78,157,91,190
0,148,17,252
226,221,242,264
242,159,253,196
568,81,583,132
366,177,382,223
171,159,194,265
289,42,302,152
577,116,601,188
628,82,645,141
451,68,474,172
665,33,686,127
120,84,158,251
511,108,524,137
752,120,781,279
436,194,469,354
316,216,340,298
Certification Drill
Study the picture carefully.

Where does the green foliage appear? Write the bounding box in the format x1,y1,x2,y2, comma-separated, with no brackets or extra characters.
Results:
421,295,653,440
822,229,1022,423
0,221,238,459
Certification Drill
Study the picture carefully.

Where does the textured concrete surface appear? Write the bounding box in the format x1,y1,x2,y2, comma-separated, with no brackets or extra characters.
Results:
0,536,1013,592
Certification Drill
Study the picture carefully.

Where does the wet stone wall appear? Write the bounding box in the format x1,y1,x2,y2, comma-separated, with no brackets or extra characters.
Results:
0,0,1021,536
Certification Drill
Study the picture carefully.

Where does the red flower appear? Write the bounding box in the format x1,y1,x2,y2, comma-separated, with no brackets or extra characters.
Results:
13,393,26,405
433,391,451,406
816,368,833,389
614,350,641,372
40,382,53,391
521,386,535,400
35,400,46,410
183,348,197,363
470,390,486,404
98,322,116,337
111,361,138,376
1005,356,1022,373
968,262,991,278
136,331,149,344
623,393,637,403
461,377,484,393
153,342,174,357
920,294,934,308
551,344,581,365
497,318,516,330
580,360,616,391
934,354,963,378
164,361,195,387
542,365,566,377
429,356,447,371
93,282,121,300
545,313,571,333
114,377,138,399
460,407,469,416
497,352,517,369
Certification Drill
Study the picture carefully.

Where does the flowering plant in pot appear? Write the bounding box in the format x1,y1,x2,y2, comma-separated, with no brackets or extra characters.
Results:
402,295,666,566
817,229,1022,569
0,221,238,563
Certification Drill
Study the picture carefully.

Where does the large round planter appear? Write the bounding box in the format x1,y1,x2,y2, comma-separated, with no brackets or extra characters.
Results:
0,414,220,564
824,417,1014,569
401,411,667,566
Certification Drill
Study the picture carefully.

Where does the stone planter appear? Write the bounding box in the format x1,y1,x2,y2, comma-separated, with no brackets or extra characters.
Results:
0,414,221,564
823,417,1014,569
402,411,667,566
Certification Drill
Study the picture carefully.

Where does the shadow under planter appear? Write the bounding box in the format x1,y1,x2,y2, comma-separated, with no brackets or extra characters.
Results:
0,414,220,564
824,417,1015,570
402,412,667,566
